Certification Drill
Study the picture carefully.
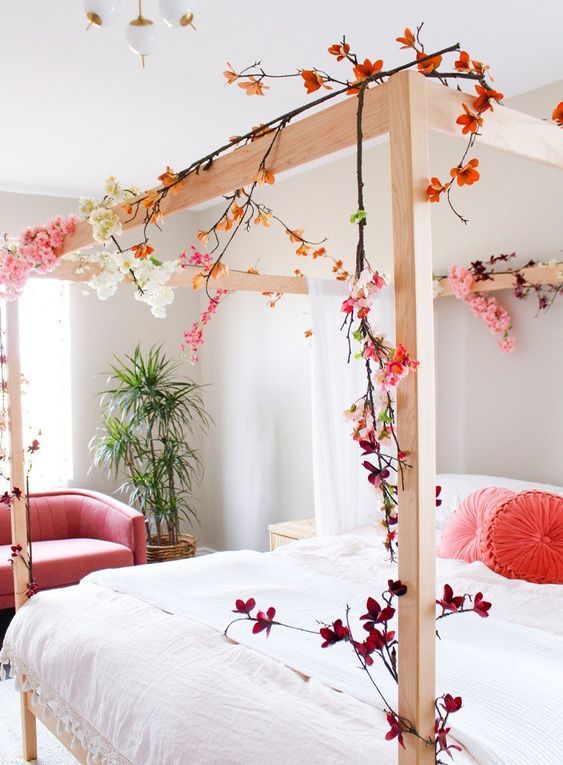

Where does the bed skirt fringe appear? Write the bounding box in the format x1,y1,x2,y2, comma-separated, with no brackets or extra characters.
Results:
0,645,131,765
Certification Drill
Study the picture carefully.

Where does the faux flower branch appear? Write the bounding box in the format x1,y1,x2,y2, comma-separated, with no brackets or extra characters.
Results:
436,253,563,352
225,580,491,762
0,324,40,600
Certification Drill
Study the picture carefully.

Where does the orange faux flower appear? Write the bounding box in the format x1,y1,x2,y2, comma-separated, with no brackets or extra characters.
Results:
328,42,350,61
141,190,160,209
215,215,234,232
295,243,312,257
301,69,330,94
253,166,276,186
131,243,154,260
456,104,483,135
312,247,326,259
209,262,229,279
254,209,271,227
552,101,563,127
304,329,313,338
416,52,442,74
473,85,503,113
158,166,178,188
454,51,471,72
230,202,245,221
396,28,415,49
223,64,238,84
450,159,480,187
353,58,384,82
196,230,209,245
426,178,451,203
285,228,305,243
238,78,269,96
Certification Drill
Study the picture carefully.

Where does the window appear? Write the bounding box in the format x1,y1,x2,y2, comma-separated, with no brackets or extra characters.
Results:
19,279,73,490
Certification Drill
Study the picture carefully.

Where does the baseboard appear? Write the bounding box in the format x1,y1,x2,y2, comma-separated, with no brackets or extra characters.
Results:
196,546,216,556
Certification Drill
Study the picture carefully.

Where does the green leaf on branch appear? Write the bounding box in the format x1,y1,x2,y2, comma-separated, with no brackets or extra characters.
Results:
349,209,367,225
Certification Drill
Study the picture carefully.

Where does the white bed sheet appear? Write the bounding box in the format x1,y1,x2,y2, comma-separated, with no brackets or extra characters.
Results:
1,528,562,765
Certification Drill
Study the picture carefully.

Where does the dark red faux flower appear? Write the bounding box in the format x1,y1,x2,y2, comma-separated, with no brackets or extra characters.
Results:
320,619,350,647
360,597,395,631
473,592,491,618
436,485,443,507
27,439,40,454
385,712,405,748
253,607,276,637
442,693,463,713
10,544,22,558
233,597,256,615
366,627,395,651
0,492,12,506
25,578,39,598
359,437,379,455
387,579,407,597
362,461,390,488
436,584,464,613
354,639,376,666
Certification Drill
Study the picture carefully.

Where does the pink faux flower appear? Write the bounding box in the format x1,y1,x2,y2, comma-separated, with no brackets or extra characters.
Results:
448,264,474,298
0,214,79,299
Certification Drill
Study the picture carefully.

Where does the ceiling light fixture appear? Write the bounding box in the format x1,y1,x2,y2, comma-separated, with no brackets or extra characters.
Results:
83,0,196,67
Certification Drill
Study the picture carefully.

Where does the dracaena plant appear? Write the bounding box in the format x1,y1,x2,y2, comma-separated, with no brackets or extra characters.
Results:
92,344,210,545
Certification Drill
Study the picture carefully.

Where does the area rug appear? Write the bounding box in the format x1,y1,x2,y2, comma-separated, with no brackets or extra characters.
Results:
0,680,75,765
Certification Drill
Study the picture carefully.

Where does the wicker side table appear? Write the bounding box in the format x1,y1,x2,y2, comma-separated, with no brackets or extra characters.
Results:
268,517,316,550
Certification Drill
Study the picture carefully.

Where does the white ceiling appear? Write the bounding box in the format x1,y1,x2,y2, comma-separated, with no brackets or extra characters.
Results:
1,0,562,198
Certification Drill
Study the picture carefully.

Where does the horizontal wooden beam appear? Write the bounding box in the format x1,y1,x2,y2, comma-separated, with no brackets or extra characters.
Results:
34,259,563,298
59,83,390,257
437,261,563,297
426,79,563,170
34,258,309,295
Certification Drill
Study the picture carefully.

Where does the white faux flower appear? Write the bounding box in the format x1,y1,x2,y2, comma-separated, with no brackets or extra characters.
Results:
78,197,97,216
89,208,123,244
104,176,123,202
123,185,141,199
116,251,136,274
88,268,124,300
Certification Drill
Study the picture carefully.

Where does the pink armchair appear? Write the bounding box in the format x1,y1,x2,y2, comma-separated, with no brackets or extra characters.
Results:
0,489,146,609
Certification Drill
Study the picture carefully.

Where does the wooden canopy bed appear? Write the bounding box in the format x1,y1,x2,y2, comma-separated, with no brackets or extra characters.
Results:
3,70,563,765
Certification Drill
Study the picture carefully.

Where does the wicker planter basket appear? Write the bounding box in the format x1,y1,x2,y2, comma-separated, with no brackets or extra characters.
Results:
146,533,197,563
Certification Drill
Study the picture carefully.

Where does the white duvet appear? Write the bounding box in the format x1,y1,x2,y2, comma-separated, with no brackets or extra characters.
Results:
1,528,562,765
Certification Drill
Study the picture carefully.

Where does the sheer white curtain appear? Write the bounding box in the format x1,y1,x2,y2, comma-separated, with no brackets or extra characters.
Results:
19,279,73,490
308,277,394,535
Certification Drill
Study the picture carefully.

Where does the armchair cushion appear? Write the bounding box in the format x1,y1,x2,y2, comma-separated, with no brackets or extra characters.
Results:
0,538,134,609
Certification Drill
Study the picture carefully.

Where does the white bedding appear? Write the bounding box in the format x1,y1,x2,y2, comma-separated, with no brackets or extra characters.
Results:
1,528,562,765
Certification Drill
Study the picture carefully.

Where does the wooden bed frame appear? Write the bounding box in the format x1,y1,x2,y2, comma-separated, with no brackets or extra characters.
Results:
6,70,563,765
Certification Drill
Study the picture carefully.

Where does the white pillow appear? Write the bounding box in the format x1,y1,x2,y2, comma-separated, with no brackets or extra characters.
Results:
436,473,563,537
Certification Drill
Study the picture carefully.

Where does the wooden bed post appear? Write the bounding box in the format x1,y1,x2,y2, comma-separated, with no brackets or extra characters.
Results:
389,71,436,764
5,299,38,762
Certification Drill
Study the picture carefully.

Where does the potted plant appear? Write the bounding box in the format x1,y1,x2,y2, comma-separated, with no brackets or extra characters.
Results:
92,345,210,562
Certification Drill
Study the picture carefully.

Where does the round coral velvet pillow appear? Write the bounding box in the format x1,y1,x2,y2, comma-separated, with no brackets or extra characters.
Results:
439,487,515,562
481,490,563,584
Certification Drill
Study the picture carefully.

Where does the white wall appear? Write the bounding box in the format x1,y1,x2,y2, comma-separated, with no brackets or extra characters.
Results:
1,192,205,535
195,80,563,551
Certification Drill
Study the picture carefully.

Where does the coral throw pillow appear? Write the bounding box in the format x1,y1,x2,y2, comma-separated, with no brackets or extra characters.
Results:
481,490,563,584
439,487,515,562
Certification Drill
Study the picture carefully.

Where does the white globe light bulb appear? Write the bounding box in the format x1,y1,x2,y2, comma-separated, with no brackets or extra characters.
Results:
159,0,195,28
83,0,121,27
126,17,158,59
